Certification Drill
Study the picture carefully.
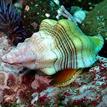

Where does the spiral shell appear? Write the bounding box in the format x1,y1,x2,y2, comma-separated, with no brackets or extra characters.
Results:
2,19,104,75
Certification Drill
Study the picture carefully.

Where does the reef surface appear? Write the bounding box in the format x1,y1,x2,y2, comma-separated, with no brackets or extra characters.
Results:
0,0,107,107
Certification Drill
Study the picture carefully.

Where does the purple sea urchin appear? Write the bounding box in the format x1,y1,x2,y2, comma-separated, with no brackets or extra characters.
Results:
0,0,27,46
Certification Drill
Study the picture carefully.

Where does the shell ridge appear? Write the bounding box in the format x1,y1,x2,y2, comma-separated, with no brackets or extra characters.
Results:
54,23,69,69
40,19,57,31
39,30,60,72
54,23,76,69
67,21,89,68
52,21,76,71
58,19,91,67
48,25,65,71
57,19,103,68
40,21,67,71
64,21,82,68
55,26,69,68
59,20,85,68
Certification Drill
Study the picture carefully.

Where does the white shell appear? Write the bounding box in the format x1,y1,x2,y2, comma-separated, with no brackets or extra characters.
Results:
2,19,104,75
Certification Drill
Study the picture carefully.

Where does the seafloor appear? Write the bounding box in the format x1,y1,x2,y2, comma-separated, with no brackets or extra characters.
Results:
0,0,107,107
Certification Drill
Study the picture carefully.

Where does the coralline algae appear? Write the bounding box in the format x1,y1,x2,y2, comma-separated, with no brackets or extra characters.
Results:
0,0,107,107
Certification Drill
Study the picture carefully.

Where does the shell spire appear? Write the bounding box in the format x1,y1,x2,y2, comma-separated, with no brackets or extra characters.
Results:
2,19,104,75
0,0,27,45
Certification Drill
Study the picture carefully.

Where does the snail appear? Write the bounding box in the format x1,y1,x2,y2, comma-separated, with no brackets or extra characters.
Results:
1,18,104,76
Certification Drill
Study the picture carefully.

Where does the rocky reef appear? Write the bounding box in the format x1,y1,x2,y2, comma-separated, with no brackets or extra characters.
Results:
0,0,107,107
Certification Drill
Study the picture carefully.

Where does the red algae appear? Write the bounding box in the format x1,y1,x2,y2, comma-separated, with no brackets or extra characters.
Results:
0,57,107,106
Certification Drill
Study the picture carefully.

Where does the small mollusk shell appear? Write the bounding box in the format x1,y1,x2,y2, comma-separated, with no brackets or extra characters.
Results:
51,68,83,87
2,19,104,75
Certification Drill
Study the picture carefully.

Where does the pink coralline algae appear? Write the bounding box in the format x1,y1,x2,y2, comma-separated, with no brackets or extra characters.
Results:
0,56,107,106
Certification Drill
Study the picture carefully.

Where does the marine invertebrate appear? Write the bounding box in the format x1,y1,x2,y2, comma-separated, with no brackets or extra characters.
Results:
0,0,28,45
2,18,104,75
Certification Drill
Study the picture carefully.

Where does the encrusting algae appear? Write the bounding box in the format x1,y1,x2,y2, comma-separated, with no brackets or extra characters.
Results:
0,0,107,106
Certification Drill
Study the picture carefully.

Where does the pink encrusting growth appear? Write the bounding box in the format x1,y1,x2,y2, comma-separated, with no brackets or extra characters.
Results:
0,57,107,106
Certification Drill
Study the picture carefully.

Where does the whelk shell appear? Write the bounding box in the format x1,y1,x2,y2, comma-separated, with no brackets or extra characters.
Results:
2,19,104,75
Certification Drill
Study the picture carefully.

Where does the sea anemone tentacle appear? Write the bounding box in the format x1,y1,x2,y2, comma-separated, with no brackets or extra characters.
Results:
0,0,28,46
